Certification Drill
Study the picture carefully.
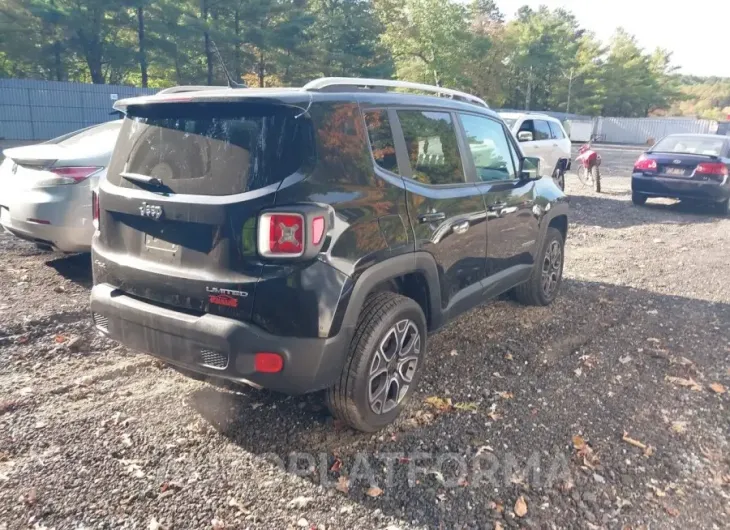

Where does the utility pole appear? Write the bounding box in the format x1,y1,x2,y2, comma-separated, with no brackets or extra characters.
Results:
525,66,532,110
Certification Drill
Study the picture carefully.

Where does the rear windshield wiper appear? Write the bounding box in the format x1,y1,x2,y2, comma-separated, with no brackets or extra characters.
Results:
121,172,165,188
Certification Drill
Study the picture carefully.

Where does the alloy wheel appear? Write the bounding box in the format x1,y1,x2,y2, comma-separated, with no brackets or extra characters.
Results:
541,240,563,297
368,319,421,415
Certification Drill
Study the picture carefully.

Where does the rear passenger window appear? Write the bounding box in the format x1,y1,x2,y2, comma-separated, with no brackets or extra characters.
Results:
548,121,565,139
364,110,398,174
460,114,517,181
534,120,552,141
397,110,465,185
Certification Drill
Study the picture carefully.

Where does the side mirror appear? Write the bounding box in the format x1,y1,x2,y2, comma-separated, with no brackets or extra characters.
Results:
517,131,534,142
521,157,541,180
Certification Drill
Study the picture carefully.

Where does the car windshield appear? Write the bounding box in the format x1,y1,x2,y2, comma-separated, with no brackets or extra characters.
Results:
652,136,726,157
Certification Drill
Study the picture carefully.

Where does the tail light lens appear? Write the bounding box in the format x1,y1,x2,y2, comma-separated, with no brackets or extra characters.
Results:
634,155,657,172
32,166,102,188
258,213,305,257
695,162,728,182
257,209,329,259
92,190,100,230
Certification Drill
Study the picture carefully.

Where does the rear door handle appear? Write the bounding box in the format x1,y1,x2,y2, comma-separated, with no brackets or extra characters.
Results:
418,212,446,223
452,221,469,234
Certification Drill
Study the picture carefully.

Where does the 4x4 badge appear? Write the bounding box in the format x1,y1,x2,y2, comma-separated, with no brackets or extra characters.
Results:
139,202,163,220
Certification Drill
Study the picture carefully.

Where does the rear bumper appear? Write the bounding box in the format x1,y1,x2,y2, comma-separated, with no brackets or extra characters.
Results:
0,183,94,252
632,174,730,202
90,283,351,394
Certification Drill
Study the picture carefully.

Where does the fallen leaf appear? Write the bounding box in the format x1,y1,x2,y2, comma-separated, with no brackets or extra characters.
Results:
648,485,666,498
670,421,687,434
487,411,502,421
619,355,632,364
514,495,528,517
644,446,655,457
424,396,453,412
449,349,458,357
665,376,702,392
709,383,726,394
336,476,350,494
495,522,504,530
505,353,514,361
54,335,67,344
16,336,29,344
330,458,342,473
664,505,680,517
496,391,514,400
365,486,383,498
574,367,583,377
572,435,586,450
453,402,478,412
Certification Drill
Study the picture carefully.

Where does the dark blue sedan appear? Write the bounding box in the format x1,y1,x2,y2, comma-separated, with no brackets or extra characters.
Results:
631,134,730,214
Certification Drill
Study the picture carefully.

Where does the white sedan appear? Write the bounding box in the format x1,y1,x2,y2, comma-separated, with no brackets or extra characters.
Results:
0,120,122,253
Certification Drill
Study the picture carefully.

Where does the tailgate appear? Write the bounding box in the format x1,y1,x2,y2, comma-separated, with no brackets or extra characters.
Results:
94,101,315,321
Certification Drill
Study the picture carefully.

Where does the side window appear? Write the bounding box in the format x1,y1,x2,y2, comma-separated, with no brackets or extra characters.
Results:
397,110,465,185
506,132,521,174
548,121,565,139
534,120,552,141
460,114,517,182
364,110,398,174
518,119,534,134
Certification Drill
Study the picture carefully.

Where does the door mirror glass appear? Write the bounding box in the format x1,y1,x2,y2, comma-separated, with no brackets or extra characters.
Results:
521,156,540,179
517,130,533,142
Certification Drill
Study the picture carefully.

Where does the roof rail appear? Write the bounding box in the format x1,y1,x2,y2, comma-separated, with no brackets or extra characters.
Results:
157,85,229,95
302,77,489,108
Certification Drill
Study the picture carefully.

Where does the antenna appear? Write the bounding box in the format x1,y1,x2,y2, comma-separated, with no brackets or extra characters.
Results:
209,39,246,89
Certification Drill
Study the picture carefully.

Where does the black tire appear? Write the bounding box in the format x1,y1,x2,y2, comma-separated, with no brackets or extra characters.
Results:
592,166,601,193
632,192,647,206
552,164,565,191
515,227,564,306
326,292,427,432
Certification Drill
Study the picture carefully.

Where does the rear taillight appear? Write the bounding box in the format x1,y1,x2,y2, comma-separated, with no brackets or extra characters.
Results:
50,166,101,183
695,162,728,182
32,166,102,188
256,209,329,259
634,155,657,172
92,190,100,231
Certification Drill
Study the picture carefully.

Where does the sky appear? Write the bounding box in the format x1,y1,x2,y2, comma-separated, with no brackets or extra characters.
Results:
495,0,730,78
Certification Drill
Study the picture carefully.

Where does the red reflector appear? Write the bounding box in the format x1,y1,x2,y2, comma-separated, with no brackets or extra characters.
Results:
695,162,728,176
634,155,657,172
312,216,325,245
268,213,304,256
50,166,101,183
254,352,283,373
27,218,50,225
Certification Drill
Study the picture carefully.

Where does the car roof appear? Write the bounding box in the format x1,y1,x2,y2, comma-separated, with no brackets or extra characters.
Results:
663,133,726,140
499,112,559,122
114,85,498,118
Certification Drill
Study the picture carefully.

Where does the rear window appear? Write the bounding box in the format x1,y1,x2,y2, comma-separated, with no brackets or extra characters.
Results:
107,103,314,195
58,121,122,149
652,136,727,157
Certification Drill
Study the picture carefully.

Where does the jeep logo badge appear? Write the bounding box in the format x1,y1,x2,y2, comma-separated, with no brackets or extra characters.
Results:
139,202,163,220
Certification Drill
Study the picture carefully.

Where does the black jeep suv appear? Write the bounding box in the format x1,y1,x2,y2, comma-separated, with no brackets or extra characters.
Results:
90,78,568,432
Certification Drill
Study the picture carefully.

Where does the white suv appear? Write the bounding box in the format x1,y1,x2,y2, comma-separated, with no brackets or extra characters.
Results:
499,113,571,190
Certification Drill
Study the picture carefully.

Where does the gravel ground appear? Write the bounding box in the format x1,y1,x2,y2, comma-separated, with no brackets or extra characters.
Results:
1,161,729,529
